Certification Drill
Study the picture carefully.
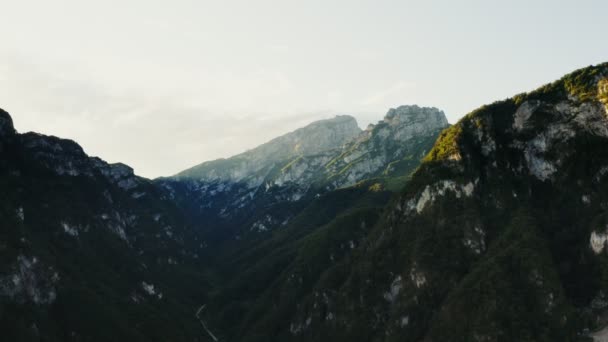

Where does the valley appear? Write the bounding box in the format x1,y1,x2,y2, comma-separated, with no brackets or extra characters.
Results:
1,62,608,341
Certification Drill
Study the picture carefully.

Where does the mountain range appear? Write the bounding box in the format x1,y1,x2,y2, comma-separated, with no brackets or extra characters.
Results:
1,62,607,341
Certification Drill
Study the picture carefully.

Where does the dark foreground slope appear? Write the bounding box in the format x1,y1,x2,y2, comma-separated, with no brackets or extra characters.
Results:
0,104,446,342
208,63,608,342
0,110,212,341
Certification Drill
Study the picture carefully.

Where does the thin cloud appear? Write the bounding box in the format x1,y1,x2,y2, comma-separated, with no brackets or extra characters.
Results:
0,54,341,178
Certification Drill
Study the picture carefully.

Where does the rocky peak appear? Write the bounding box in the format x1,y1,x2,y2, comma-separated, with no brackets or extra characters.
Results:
260,115,361,159
373,105,449,143
0,108,16,137
174,115,361,181
384,105,448,128
289,105,452,190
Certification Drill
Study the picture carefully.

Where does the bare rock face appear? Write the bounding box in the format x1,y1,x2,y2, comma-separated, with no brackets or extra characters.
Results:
268,115,362,159
322,105,449,188
175,115,362,183
383,105,449,141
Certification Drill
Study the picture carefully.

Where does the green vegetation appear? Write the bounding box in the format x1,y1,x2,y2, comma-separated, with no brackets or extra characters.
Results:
423,124,462,162
563,64,606,101
599,78,608,104
518,62,608,103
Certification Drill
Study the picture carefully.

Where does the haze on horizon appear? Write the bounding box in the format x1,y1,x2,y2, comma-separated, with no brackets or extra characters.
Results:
0,0,606,178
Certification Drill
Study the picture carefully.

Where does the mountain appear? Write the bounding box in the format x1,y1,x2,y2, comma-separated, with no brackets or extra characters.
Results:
0,104,448,341
5,62,608,342
0,109,212,341
175,115,362,183
315,105,448,189
206,63,608,342
159,106,448,247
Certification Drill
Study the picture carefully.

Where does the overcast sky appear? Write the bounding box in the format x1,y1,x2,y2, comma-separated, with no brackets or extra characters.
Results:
0,0,606,178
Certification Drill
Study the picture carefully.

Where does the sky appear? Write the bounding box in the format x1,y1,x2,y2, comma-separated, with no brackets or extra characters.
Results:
0,0,606,178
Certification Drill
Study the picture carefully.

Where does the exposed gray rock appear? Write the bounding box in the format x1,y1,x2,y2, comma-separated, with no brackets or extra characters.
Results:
175,115,362,183
0,256,58,305
323,105,449,188
384,105,449,140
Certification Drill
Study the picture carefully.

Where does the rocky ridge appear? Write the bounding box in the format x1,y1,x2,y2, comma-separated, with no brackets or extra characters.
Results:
0,112,210,341
159,106,448,239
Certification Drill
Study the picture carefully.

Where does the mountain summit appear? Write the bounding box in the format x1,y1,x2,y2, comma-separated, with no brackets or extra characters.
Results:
320,105,449,188
383,105,448,136
175,115,361,182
